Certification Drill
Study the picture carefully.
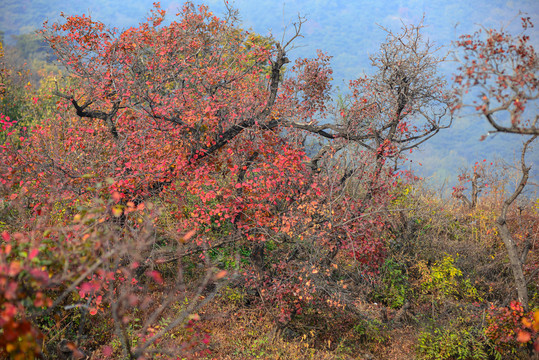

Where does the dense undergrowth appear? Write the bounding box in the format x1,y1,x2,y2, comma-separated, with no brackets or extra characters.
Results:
0,3,538,359
2,172,537,359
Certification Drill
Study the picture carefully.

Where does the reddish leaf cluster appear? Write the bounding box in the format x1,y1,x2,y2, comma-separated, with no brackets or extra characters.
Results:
486,301,539,352
454,17,538,135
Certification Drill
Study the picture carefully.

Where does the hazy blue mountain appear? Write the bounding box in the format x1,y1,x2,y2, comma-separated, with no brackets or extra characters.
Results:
1,0,538,188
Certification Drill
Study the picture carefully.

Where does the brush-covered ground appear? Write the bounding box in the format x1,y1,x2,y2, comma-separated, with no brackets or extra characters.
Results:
24,183,536,360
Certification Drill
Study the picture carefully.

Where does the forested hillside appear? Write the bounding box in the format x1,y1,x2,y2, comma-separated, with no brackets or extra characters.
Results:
0,2,538,359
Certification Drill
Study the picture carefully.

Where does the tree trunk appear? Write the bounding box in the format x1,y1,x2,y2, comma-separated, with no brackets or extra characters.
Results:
497,220,529,308
496,136,536,311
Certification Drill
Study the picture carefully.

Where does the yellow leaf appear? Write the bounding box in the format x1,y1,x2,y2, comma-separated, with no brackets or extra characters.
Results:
112,206,123,217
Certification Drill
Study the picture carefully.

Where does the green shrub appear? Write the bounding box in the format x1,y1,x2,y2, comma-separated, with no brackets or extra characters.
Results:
417,325,500,360
353,318,390,345
372,258,410,309
209,245,251,270
417,255,482,303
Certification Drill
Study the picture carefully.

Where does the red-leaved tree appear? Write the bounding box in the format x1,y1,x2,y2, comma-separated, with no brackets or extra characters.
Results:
0,2,451,357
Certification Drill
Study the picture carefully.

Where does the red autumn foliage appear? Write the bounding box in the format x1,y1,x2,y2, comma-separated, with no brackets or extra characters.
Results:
0,2,457,358
454,17,538,136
